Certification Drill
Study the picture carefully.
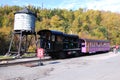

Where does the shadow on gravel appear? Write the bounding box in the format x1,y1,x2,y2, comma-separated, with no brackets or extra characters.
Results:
22,63,44,67
62,51,110,60
49,61,60,64
22,61,60,67
80,51,109,57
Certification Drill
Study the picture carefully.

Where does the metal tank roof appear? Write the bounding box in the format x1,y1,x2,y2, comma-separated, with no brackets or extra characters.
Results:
14,8,37,17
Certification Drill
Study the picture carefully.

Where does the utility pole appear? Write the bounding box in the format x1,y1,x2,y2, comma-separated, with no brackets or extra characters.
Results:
42,2,43,10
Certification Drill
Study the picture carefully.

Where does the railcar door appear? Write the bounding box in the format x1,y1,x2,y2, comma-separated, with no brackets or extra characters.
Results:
86,42,90,53
39,31,51,49
79,39,85,53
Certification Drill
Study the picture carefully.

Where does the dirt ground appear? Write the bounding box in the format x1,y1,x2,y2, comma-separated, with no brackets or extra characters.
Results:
0,51,120,80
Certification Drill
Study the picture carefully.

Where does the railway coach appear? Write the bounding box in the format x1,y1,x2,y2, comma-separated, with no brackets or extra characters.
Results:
37,29,80,59
79,39,110,54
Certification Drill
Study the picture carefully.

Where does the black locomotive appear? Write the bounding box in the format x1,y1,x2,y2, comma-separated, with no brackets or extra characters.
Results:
37,29,80,59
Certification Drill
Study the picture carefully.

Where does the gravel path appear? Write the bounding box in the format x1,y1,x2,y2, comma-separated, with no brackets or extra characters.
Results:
0,52,120,80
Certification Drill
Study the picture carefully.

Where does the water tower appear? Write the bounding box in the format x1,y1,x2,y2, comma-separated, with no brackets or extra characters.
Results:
7,8,37,57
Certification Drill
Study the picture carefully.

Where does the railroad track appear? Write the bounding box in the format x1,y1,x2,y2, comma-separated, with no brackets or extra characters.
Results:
0,56,51,67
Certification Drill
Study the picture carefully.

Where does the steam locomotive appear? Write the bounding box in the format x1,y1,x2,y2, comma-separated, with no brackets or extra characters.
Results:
37,29,110,59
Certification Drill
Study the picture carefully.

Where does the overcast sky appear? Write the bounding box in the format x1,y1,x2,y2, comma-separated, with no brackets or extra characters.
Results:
1,0,120,13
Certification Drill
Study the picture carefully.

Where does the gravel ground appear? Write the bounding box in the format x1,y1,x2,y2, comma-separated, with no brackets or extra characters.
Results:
0,51,120,80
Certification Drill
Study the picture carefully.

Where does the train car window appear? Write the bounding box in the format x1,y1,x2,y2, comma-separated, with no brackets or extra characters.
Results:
82,43,85,47
46,32,51,40
91,42,92,47
103,43,106,46
100,42,102,46
80,39,85,47
87,42,90,47
64,38,68,42
92,42,93,46
51,35,55,41
98,42,100,46
96,42,98,46
89,42,91,47
86,42,89,47
100,42,101,46
40,33,45,39
56,36,62,42
93,42,95,46
63,37,69,49
70,38,78,48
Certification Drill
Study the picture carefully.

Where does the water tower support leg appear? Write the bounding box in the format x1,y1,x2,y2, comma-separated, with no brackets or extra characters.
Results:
25,35,28,53
18,31,22,56
7,32,14,56
35,33,37,53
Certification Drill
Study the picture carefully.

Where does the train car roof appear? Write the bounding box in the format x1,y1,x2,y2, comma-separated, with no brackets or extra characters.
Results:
37,29,79,38
64,34,79,38
80,38,110,43
37,29,63,35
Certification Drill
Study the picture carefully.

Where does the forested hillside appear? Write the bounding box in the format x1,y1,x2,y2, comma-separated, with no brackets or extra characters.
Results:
0,5,120,54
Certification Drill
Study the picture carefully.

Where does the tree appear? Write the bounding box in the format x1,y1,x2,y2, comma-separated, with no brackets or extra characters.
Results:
1,5,120,55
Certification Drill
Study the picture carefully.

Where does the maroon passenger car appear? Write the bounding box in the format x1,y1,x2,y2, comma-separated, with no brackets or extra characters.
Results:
79,39,110,54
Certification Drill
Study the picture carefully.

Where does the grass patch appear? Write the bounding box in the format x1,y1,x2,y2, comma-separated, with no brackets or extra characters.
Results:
0,55,13,60
22,53,36,58
0,53,36,60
